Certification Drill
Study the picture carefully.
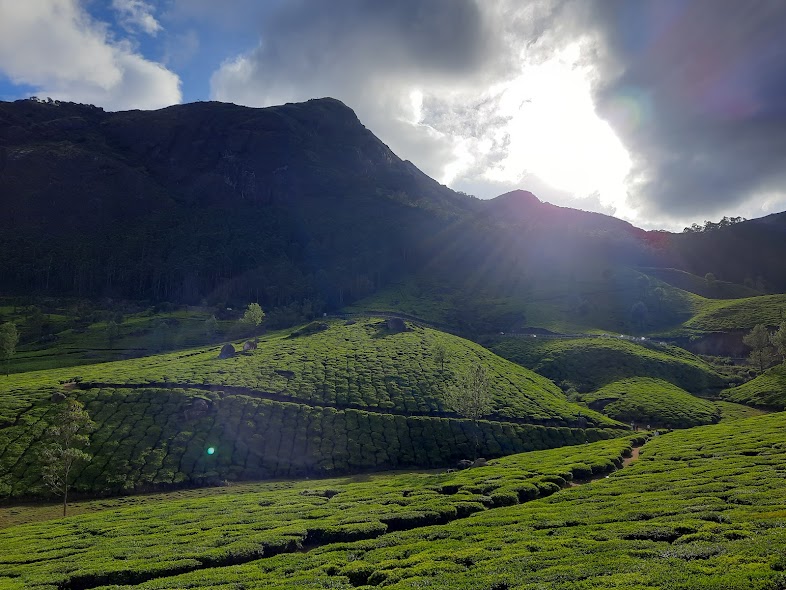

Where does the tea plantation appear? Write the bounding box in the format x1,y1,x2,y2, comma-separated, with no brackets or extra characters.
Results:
2,413,786,588
722,363,786,409
489,336,725,393
0,319,624,499
580,377,721,427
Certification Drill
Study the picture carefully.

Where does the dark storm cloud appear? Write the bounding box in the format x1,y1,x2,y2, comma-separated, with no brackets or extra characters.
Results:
571,0,786,218
208,0,519,183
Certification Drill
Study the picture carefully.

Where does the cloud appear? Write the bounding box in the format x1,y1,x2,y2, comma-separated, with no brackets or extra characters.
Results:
209,0,516,183
0,0,180,110
111,0,162,36
560,0,786,221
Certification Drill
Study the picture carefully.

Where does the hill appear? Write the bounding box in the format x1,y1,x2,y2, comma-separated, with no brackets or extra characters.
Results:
4,97,786,343
721,362,786,408
3,412,786,588
487,336,725,393
580,377,721,427
0,319,622,499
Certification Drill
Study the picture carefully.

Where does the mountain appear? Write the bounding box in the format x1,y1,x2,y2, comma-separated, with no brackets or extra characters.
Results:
2,96,786,335
0,97,473,309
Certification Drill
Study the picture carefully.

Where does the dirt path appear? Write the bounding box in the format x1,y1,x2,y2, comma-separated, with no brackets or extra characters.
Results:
570,443,643,487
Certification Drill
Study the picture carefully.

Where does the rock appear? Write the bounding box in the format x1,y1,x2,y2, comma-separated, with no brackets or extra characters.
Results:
457,459,473,470
471,458,488,468
218,343,236,359
243,339,258,352
386,317,406,333
51,392,67,403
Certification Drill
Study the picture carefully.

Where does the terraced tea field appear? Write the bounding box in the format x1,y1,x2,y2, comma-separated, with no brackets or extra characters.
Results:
489,336,725,393
0,319,624,499
3,412,786,589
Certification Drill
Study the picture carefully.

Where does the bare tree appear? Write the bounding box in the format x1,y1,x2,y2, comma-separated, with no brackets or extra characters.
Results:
433,342,447,373
39,398,95,516
444,365,493,459
0,322,19,376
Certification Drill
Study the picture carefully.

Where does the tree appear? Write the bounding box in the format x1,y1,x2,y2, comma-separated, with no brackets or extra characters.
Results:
743,324,775,373
444,365,493,459
241,303,265,329
704,272,716,288
771,321,786,362
0,322,19,376
652,287,666,315
433,342,447,373
106,320,119,349
631,301,648,330
204,315,219,341
39,398,95,516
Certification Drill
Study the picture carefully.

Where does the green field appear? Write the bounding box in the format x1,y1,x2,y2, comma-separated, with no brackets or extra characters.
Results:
489,336,725,393
0,319,627,499
641,267,762,299
682,294,786,333
580,377,721,428
2,413,786,588
721,362,786,409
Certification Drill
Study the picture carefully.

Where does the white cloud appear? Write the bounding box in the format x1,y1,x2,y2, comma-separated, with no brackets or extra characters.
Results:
111,0,162,36
0,0,180,110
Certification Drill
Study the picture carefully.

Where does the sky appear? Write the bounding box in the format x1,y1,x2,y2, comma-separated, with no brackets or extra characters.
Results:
1,0,786,231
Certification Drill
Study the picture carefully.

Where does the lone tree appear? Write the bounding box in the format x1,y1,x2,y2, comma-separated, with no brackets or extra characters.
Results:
771,320,786,362
743,324,775,374
444,365,493,459
631,301,648,330
106,320,119,349
39,398,95,516
433,342,447,373
241,303,265,330
0,322,19,376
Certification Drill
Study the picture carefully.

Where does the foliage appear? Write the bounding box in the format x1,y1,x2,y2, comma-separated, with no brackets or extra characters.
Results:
682,215,746,233
489,336,724,393
771,320,786,360
580,378,721,428
4,414,786,588
743,323,776,373
241,303,265,328
0,437,639,587
38,398,95,515
722,362,786,408
0,321,19,376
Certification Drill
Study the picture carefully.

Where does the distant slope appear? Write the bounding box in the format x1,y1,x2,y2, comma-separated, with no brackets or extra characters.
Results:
682,294,786,332
580,377,721,428
489,336,725,393
721,363,786,408
641,267,762,299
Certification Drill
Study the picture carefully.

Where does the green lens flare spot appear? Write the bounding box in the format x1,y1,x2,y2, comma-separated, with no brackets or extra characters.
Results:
206,447,215,455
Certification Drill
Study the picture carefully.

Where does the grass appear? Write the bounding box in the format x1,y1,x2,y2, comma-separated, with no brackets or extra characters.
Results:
488,336,725,393
721,362,786,409
579,377,721,428
3,413,786,588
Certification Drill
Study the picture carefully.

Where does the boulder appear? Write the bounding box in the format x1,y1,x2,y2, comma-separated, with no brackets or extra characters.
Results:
472,458,488,468
218,343,236,359
457,459,473,470
386,317,406,333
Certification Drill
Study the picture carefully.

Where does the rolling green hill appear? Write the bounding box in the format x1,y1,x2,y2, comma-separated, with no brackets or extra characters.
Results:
3,413,786,589
682,293,786,333
488,336,725,393
721,362,786,408
641,267,762,299
580,377,721,427
0,319,623,499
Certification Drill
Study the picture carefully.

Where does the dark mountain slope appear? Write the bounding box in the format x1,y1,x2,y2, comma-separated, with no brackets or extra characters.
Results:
0,98,473,307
